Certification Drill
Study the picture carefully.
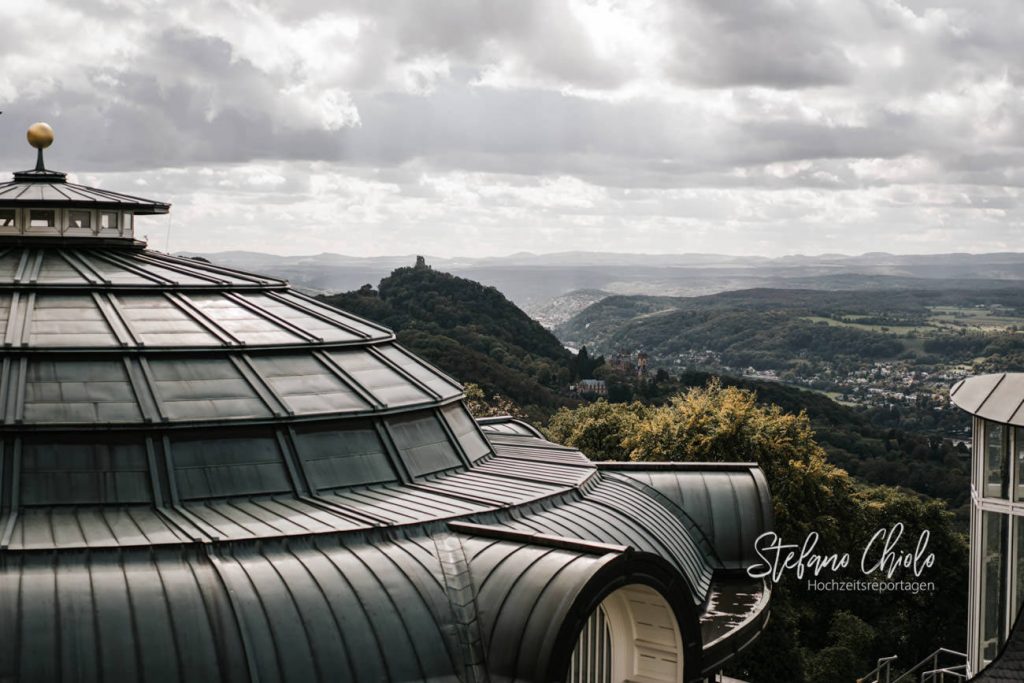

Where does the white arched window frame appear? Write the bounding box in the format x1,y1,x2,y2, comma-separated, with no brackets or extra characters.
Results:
567,584,684,683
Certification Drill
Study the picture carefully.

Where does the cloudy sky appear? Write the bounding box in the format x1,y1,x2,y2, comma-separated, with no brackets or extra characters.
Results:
1,0,1021,257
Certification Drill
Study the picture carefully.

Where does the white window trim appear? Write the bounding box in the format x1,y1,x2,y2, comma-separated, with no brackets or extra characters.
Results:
970,417,1024,671
0,207,135,238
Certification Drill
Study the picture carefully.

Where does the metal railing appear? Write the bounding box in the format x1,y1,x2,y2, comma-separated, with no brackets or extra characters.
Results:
892,648,968,683
857,648,967,683
920,663,968,682
858,655,897,683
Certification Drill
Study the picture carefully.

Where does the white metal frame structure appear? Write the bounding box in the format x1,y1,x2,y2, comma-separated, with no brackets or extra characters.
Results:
568,584,684,683
968,415,1024,673
0,207,130,238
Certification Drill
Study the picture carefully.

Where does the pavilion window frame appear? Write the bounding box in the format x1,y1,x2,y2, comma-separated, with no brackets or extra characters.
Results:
27,208,57,230
1012,426,1024,503
981,420,1010,499
1012,515,1024,637
970,419,1024,671
0,207,19,234
977,509,1010,666
65,209,93,235
98,211,119,234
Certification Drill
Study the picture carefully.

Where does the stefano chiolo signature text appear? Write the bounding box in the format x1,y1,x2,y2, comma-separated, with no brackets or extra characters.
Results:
746,523,935,582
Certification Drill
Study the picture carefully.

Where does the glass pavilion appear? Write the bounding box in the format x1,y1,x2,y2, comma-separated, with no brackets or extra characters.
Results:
950,372,1024,677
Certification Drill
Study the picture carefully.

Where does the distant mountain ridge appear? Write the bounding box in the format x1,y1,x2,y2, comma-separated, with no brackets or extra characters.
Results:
181,249,1024,320
182,248,1024,268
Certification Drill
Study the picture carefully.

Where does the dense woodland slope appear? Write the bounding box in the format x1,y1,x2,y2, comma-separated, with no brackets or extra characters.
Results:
319,260,581,415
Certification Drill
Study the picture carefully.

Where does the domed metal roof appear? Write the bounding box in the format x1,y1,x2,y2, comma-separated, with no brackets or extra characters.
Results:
0,125,774,683
950,372,1024,425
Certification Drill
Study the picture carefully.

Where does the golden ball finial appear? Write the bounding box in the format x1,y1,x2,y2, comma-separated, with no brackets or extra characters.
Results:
27,122,54,150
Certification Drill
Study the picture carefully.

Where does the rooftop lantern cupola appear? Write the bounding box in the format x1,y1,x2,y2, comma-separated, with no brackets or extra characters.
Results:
0,122,168,243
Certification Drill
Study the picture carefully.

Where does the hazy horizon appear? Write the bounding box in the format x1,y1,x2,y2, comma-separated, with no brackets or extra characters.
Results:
178,247,1024,261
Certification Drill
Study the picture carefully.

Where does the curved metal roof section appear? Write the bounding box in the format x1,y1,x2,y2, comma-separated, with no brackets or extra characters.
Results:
0,247,288,289
600,461,775,571
950,373,1024,426
0,246,480,440
0,133,773,680
456,537,706,682
1,536,465,682
487,477,719,602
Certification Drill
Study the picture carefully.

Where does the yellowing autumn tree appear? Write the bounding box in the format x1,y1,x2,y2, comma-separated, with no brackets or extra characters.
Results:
546,399,650,460
548,379,853,540
463,382,527,419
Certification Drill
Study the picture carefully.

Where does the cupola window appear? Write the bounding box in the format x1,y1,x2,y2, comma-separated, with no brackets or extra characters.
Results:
99,211,118,230
1015,427,1024,502
68,210,91,230
29,209,55,228
0,209,15,227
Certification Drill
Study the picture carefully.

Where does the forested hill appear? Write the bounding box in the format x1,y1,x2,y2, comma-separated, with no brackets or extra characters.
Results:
674,371,971,513
319,261,576,412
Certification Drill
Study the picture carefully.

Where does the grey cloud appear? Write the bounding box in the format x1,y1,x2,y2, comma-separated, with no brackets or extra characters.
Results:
252,0,632,90
0,0,1023,257
0,0,998,183
667,0,858,89
0,27,349,170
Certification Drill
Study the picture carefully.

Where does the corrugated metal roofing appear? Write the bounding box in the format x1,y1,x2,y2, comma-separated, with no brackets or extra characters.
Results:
0,209,774,680
0,409,774,683
492,477,718,601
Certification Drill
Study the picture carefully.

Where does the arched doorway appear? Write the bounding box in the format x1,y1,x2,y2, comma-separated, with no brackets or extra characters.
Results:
566,584,684,683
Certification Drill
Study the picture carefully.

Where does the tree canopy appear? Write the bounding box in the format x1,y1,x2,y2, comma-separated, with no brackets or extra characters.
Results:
546,380,968,682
